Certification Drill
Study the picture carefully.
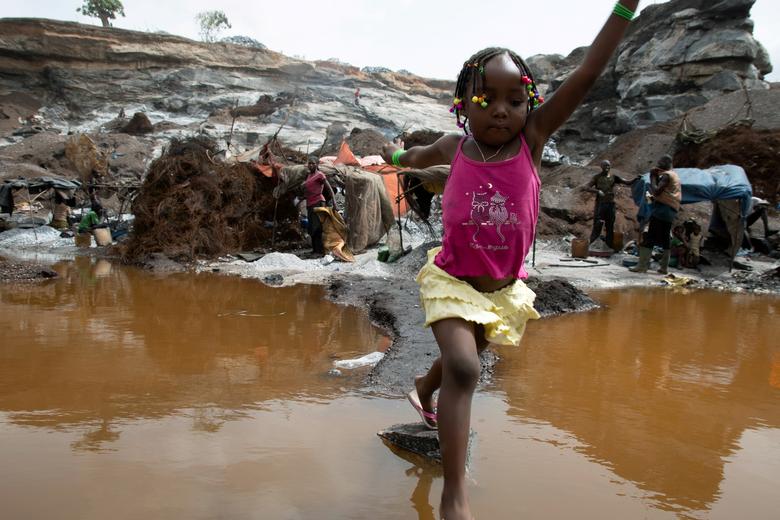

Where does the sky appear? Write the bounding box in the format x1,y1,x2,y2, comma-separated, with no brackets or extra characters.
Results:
2,0,778,81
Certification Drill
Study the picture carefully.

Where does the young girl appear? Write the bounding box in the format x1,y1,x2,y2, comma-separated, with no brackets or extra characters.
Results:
671,225,689,268
380,2,640,518
686,221,703,268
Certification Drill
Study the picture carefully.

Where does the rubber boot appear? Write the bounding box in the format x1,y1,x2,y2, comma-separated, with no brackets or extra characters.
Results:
657,249,671,274
629,247,651,273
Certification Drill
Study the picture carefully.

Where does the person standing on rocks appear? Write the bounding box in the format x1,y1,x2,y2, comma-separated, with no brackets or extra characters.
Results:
745,196,776,245
380,2,640,518
630,154,681,274
303,156,337,256
354,87,361,106
585,159,636,249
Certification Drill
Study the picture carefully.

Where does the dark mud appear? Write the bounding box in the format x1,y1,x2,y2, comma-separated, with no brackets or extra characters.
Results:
327,274,597,395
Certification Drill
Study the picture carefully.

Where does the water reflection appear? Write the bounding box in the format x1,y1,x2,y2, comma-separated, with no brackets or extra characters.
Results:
383,441,442,520
495,289,780,516
0,258,386,450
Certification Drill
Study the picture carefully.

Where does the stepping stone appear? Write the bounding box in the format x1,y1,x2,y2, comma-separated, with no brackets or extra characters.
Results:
377,423,475,464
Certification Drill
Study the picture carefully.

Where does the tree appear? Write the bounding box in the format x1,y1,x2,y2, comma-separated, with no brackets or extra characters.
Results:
77,0,125,28
196,10,232,43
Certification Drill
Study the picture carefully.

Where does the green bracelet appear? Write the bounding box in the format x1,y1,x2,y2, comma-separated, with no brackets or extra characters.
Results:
391,149,406,167
613,2,635,21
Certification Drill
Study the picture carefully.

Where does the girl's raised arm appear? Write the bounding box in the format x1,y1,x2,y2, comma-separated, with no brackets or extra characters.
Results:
380,134,461,169
526,1,639,146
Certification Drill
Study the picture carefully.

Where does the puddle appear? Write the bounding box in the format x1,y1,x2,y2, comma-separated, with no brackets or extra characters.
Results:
485,289,780,518
1,267,779,519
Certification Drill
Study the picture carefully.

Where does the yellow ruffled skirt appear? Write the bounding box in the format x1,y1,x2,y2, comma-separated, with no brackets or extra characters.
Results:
416,247,540,346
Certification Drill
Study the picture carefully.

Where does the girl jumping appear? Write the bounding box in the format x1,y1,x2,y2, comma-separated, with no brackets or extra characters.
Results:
380,2,640,518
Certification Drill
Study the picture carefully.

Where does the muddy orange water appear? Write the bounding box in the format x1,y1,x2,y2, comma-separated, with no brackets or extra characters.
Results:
1,259,778,519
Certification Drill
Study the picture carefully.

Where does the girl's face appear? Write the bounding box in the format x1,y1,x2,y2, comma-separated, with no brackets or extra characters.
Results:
463,53,529,146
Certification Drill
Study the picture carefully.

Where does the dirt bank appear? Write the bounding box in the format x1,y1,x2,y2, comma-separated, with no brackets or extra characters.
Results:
0,257,57,282
326,273,597,395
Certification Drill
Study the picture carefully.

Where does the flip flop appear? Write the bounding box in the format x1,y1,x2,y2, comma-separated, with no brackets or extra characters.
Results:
407,389,438,430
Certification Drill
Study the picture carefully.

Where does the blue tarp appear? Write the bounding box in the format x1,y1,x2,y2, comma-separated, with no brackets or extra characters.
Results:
631,165,753,221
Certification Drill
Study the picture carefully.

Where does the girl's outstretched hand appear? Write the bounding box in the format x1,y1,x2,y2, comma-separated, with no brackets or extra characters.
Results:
381,137,404,165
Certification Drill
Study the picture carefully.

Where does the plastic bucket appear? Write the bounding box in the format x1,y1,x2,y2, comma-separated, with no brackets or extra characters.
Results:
571,238,589,258
612,231,624,250
93,227,112,246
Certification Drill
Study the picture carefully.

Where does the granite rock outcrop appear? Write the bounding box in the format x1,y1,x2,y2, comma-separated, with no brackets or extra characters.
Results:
528,0,772,162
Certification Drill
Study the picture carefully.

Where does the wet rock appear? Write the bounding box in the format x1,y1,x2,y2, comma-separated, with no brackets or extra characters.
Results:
326,368,342,377
262,273,284,286
379,423,441,462
378,423,475,464
121,112,153,135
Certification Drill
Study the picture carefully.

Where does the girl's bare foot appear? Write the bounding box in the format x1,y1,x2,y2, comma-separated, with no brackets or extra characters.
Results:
414,375,437,416
440,487,472,520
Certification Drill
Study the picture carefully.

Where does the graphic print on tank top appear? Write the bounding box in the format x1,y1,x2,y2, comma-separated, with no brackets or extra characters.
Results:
467,186,520,249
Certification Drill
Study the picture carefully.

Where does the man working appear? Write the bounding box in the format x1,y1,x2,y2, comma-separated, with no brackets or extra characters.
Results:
584,160,636,249
78,200,105,234
630,155,681,274
303,156,338,256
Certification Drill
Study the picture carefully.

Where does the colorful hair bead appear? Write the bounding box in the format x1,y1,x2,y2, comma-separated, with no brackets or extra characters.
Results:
470,94,488,108
450,97,465,113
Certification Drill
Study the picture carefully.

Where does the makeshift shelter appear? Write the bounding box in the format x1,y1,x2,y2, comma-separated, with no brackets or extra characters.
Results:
271,162,395,253
632,165,752,261
1,176,81,216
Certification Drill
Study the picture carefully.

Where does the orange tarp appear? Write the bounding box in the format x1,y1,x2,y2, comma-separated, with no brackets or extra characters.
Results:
334,140,360,166
364,164,408,216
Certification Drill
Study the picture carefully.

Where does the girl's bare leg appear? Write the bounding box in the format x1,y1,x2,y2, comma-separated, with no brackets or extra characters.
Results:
415,325,488,416
429,318,482,520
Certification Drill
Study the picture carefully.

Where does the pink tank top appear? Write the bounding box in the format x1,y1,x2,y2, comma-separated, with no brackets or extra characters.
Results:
434,135,540,280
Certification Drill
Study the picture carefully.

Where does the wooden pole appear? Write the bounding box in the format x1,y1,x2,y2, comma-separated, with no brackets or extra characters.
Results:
26,185,37,241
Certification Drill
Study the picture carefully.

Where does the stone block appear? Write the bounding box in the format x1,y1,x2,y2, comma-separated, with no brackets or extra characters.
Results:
378,423,475,464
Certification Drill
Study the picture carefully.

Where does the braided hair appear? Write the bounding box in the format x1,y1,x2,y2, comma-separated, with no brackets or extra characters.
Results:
451,47,541,134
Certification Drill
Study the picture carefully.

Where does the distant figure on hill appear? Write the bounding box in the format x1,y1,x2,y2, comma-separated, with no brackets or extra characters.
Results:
354,87,361,106
583,159,637,249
